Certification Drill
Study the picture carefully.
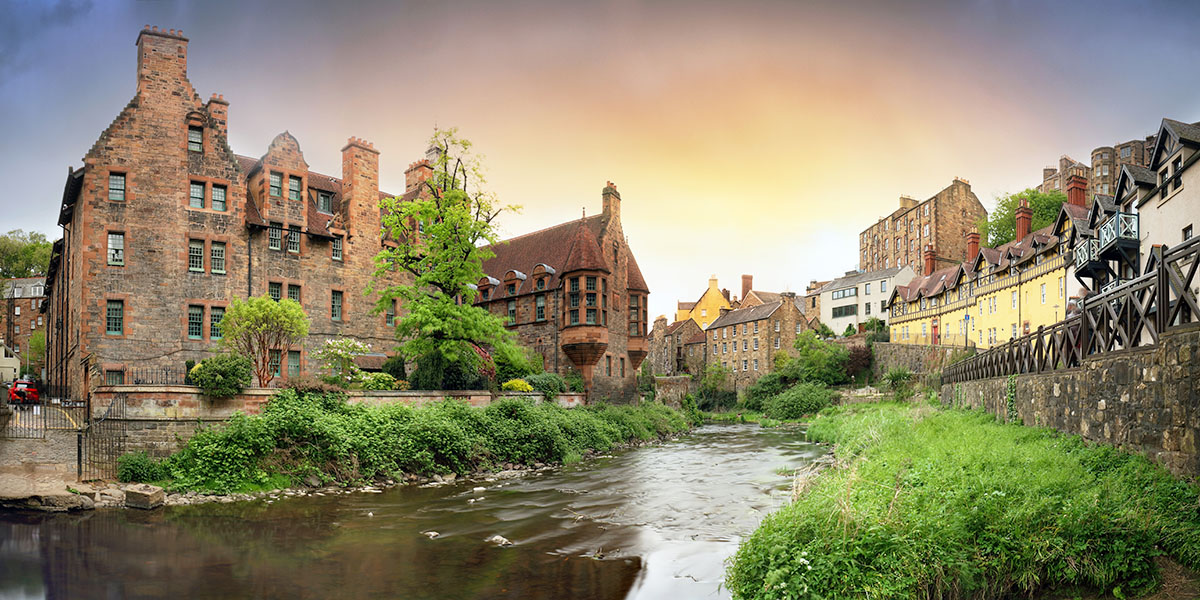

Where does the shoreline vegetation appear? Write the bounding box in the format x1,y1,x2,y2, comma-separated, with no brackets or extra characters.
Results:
726,402,1200,600
116,389,699,496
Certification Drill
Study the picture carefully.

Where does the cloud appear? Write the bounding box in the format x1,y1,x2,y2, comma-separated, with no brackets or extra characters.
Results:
0,0,93,86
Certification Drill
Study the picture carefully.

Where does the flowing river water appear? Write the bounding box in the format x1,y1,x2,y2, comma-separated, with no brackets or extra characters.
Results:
0,423,823,599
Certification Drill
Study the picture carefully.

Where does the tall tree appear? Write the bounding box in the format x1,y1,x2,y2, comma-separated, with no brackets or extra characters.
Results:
0,230,53,278
977,189,1067,247
371,128,520,384
219,296,310,386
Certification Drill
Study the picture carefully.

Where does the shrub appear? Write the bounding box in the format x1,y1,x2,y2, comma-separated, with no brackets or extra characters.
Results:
313,338,371,387
394,379,411,391
680,393,703,426
382,355,407,381
189,354,253,398
564,371,585,393
524,372,567,399
744,372,785,411
493,344,541,384
361,372,399,390
501,378,534,392
780,332,850,386
846,345,872,380
184,360,196,385
411,351,487,391
884,366,914,401
117,451,168,483
697,389,737,412
283,375,344,395
763,383,832,420
842,324,857,337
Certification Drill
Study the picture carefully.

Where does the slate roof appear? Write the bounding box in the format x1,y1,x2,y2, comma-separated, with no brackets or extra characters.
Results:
1164,118,1200,146
2,277,46,299
684,331,707,345
677,301,697,310
1124,164,1157,186
707,301,782,329
627,252,649,292
480,215,606,294
819,266,904,294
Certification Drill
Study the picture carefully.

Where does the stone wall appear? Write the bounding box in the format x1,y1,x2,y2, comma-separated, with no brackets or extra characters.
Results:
872,342,972,379
654,376,693,409
940,325,1200,476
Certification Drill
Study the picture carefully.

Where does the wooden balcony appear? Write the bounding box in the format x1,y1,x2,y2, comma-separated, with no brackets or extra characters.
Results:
1073,238,1106,279
1097,212,1139,259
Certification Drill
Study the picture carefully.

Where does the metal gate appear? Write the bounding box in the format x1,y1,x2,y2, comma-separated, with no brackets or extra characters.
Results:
1,384,87,439
82,392,126,480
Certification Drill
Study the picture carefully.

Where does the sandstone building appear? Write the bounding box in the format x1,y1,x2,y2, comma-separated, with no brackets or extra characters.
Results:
706,293,811,392
648,317,703,376
858,178,987,273
1037,134,1158,198
2,278,47,377
475,183,650,401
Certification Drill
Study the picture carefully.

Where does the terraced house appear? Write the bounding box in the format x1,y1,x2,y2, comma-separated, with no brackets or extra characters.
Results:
888,174,1090,349
706,292,811,392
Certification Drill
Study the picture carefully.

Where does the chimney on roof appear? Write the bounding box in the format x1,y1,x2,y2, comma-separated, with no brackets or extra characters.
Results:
781,291,796,299
1015,198,1033,241
405,158,432,193
341,137,380,239
719,307,731,317
966,227,980,264
923,244,936,276
1066,173,1087,207
136,26,189,97
708,275,719,290
602,181,620,220
205,93,229,141
721,288,730,302
741,274,752,300
899,195,917,210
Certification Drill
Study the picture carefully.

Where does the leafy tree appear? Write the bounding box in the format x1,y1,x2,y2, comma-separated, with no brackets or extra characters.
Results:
0,230,52,278
27,331,45,363
699,363,731,398
978,189,1067,247
372,128,519,382
781,331,849,386
815,322,836,338
219,295,310,386
313,338,371,387
188,354,252,398
382,355,408,381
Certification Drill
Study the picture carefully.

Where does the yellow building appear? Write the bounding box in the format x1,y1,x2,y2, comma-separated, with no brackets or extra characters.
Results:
675,275,734,330
888,192,1092,350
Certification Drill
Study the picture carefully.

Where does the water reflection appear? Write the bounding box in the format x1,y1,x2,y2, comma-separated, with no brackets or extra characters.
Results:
0,423,822,599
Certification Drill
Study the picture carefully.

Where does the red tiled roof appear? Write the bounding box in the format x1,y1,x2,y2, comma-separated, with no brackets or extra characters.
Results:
627,251,649,292
563,220,609,274
480,215,605,293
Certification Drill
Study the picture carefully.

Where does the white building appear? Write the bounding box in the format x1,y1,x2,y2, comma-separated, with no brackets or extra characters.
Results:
1115,119,1200,254
818,265,915,335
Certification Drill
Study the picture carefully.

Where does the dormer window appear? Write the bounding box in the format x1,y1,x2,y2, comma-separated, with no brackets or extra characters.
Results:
188,126,203,152
536,278,545,291
507,283,516,296
318,192,332,213
480,288,490,300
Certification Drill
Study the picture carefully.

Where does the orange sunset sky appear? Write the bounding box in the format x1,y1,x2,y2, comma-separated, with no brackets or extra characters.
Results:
2,0,1199,322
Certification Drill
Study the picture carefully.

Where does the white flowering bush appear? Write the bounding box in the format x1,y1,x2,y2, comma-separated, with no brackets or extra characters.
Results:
313,338,371,387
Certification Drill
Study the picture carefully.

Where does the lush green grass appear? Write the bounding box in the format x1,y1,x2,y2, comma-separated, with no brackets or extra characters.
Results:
727,403,1200,600
120,390,692,493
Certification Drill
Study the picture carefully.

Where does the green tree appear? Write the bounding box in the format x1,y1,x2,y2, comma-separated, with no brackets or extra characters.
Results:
27,331,45,363
0,230,52,278
842,324,857,337
219,295,310,386
781,331,849,386
313,338,371,387
815,322,835,338
372,128,519,384
699,363,732,398
978,189,1067,247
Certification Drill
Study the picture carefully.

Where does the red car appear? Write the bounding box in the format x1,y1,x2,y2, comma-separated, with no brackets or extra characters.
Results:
8,379,39,405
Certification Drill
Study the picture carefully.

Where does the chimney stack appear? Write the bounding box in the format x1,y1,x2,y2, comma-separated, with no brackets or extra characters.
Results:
966,227,980,263
341,137,380,239
405,158,432,193
923,244,936,276
721,288,731,302
601,181,621,220
741,274,752,300
1066,173,1088,207
1015,198,1033,241
205,93,229,140
136,26,189,97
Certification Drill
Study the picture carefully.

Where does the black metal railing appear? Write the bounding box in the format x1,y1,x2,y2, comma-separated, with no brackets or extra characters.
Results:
946,236,1198,384
122,367,188,386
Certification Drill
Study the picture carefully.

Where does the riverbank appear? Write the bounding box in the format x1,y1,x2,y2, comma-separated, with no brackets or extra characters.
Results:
726,402,1200,600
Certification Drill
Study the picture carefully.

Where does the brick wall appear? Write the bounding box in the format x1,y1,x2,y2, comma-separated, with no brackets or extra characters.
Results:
940,325,1200,476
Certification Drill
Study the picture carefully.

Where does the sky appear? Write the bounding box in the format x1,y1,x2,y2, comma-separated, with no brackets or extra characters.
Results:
2,0,1199,322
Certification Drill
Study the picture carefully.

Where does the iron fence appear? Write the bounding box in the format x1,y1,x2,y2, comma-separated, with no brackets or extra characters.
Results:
945,237,1199,384
82,392,126,480
124,367,187,386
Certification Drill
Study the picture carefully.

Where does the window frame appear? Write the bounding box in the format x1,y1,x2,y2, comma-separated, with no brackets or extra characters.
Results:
188,240,205,272
210,241,226,275
108,173,126,201
107,232,125,266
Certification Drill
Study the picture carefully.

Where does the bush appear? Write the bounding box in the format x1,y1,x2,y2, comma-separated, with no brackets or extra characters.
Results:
184,360,196,385
763,383,831,420
697,389,737,412
524,372,567,399
564,371,585,393
189,354,253,398
493,344,540,384
846,344,872,382
744,372,785,411
382,355,407,381
411,351,487,391
884,366,914,401
780,332,850,386
283,375,344,395
394,379,411,391
117,451,168,483
501,378,534,392
361,372,399,390
680,393,703,426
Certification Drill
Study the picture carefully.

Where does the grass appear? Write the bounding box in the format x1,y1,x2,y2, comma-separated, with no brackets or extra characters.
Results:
726,402,1200,600
118,389,693,494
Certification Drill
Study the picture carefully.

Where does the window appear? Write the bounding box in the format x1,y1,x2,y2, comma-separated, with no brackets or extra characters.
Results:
188,126,203,152
832,288,857,300
570,278,579,293
332,236,343,261
1059,276,1065,299
1012,323,1018,338
1011,291,1017,309
713,344,717,355
108,232,125,266
865,283,871,295
287,284,300,303
832,305,858,318
1040,283,1046,304
269,172,283,197
318,192,332,213
481,288,490,301
506,283,516,296
620,357,625,378
796,323,801,334
212,185,227,211
923,224,929,237
1185,225,1194,241
288,176,302,201
742,324,748,335
210,306,224,339
12,307,17,316
386,299,396,326
775,337,780,348
188,240,204,272
774,321,780,332
1172,158,1183,191
269,282,282,301
105,370,125,385
753,338,759,350
287,226,301,253
606,355,612,377
108,173,126,201
188,305,204,339
536,295,545,321
1121,146,1132,158
742,340,747,351
881,280,887,293
586,308,597,324
722,342,727,353
536,278,545,291
865,302,871,315
1161,169,1170,199
288,351,301,378
742,359,748,371
190,182,205,208
269,223,282,250
269,349,282,377
331,290,343,321
211,242,226,274
754,359,759,371
507,300,516,324
701,309,707,317
570,309,579,324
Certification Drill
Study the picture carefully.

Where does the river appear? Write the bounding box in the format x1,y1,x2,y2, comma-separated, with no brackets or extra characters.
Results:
0,423,823,599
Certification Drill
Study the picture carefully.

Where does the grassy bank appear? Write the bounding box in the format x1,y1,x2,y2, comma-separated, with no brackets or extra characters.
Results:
119,390,696,494
726,403,1200,599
